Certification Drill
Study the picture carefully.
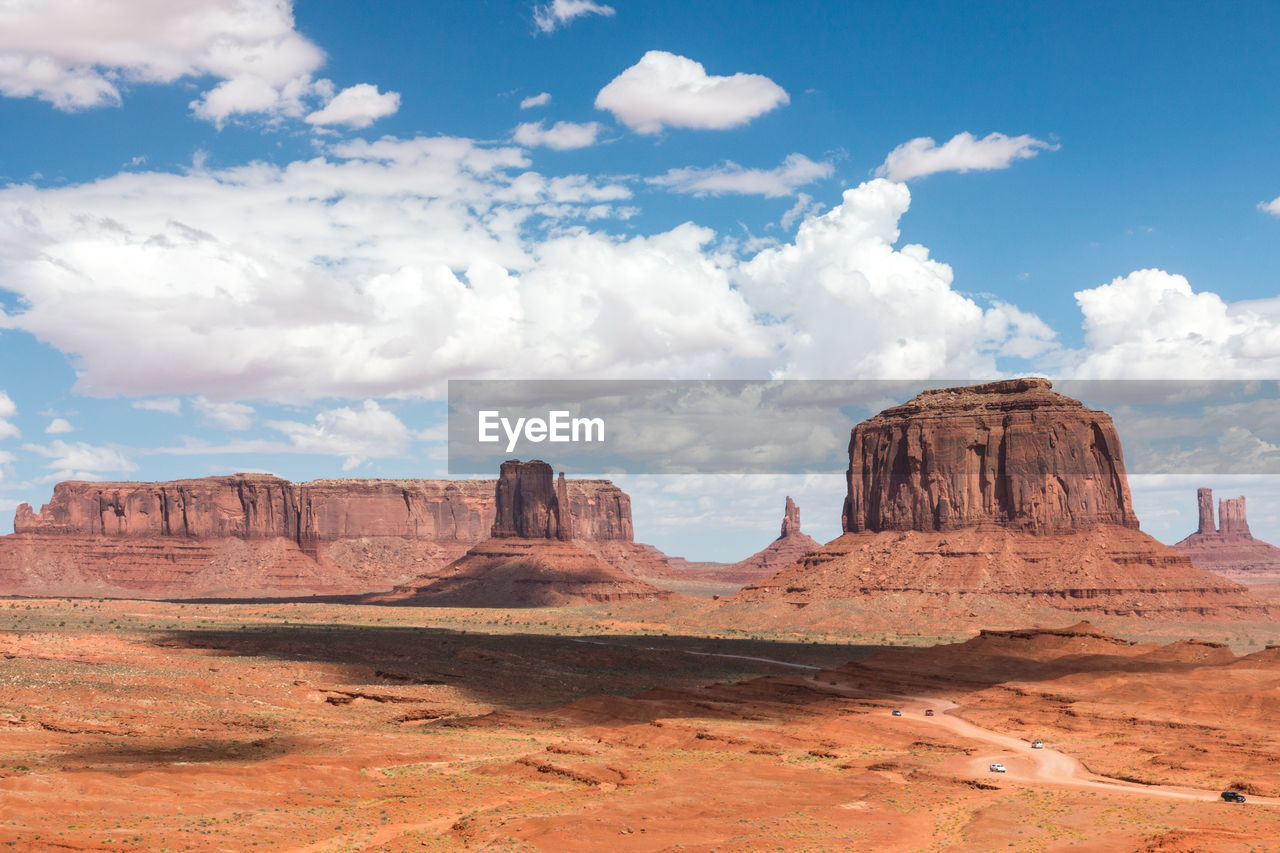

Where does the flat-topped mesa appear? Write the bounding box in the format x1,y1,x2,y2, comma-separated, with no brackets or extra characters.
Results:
843,378,1139,535
14,474,633,544
490,460,571,540
1220,496,1251,536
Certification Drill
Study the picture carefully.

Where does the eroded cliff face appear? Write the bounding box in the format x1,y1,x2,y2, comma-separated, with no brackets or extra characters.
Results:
843,378,1139,535
734,379,1268,624
13,474,633,545
1,472,648,598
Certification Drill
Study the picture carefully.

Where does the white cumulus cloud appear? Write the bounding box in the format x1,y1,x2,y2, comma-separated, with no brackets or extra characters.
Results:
132,398,183,415
0,138,1061,402
533,0,615,33
0,390,17,440
520,92,551,109
23,439,137,482
1260,196,1280,217
650,153,833,198
44,417,74,434
735,179,1057,378
1069,268,1280,378
0,0,393,128
876,132,1057,182
512,120,601,150
267,400,412,469
305,83,400,129
595,50,789,134
193,397,255,430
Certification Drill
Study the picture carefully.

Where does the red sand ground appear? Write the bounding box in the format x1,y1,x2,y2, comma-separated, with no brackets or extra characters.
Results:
3,598,1280,851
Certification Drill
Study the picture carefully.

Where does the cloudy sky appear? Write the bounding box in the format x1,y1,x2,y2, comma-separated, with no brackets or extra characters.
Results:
1,1,1278,557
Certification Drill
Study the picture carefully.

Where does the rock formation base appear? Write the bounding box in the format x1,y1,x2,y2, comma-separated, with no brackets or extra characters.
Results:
367,538,673,607
735,525,1271,623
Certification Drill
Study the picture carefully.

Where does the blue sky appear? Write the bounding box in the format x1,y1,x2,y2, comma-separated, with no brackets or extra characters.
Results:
1,0,1279,557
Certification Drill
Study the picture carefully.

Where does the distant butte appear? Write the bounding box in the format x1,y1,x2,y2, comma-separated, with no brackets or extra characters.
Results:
735,379,1269,625
368,460,672,607
1173,488,1280,576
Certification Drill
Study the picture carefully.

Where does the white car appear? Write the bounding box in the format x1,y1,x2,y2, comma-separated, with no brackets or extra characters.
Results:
1031,740,1044,749
989,763,1007,773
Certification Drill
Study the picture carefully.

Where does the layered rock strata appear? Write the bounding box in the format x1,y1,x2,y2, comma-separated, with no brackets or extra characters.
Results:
736,379,1268,623
369,460,672,607
0,472,663,599
843,377,1138,535
1174,488,1280,575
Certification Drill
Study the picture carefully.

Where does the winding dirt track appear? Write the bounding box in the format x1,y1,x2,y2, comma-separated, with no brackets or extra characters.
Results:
806,677,1280,807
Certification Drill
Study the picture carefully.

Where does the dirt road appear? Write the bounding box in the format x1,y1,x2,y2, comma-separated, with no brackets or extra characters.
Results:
808,677,1280,807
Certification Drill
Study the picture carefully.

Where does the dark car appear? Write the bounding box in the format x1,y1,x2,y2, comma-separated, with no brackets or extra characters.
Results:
1221,791,1246,803
924,709,935,716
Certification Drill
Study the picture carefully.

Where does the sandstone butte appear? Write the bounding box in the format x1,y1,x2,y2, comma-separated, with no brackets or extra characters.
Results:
736,378,1271,623
663,496,822,584
366,459,673,607
1173,488,1280,575
0,471,669,599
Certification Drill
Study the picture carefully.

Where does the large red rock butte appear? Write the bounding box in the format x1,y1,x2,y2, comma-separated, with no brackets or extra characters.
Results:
1173,488,1280,576
0,473,665,599
843,377,1138,534
368,460,672,607
737,379,1269,624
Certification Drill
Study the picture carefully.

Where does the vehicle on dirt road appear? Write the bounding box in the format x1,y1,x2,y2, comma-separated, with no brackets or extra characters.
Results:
1221,791,1246,803
891,709,902,716
989,763,1006,773
1031,740,1044,749
924,709,934,716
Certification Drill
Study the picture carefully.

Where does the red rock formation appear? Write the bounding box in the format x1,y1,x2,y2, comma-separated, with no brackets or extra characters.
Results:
780,496,801,538
843,378,1138,535
1219,496,1251,535
490,460,575,540
367,539,673,607
1174,489,1280,576
669,496,822,586
734,379,1268,625
0,472,663,599
371,460,671,607
1197,487,1215,535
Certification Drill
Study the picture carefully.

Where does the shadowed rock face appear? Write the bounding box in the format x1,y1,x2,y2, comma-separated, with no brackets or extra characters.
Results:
491,460,572,541
371,460,671,607
843,378,1139,535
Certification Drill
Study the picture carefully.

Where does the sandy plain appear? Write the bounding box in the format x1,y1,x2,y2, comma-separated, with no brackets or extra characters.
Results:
3,596,1280,852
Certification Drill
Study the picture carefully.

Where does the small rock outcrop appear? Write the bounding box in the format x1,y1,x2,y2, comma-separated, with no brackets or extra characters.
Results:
735,379,1268,625
843,378,1138,535
369,460,672,607
1174,489,1280,575
780,496,802,538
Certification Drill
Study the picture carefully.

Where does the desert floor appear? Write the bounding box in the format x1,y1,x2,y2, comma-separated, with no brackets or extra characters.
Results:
2,597,1279,852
